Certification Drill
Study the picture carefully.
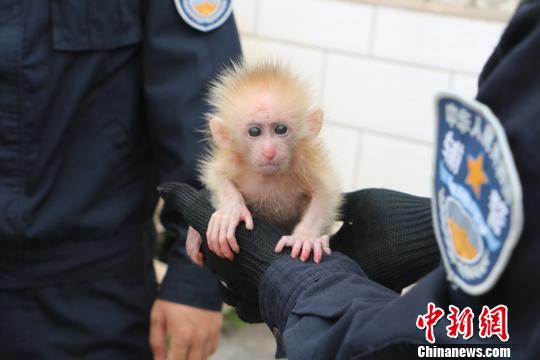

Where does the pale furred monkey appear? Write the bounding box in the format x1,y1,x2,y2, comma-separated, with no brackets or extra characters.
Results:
186,59,342,265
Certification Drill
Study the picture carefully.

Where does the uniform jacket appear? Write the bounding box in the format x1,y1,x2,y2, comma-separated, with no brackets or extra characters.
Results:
0,0,241,309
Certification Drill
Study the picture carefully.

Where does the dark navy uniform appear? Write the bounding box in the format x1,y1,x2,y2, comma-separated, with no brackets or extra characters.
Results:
256,2,540,359
0,0,240,358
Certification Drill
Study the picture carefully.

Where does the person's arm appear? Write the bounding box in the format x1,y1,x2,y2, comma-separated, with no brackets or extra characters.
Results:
158,184,443,358
141,1,241,358
261,254,449,359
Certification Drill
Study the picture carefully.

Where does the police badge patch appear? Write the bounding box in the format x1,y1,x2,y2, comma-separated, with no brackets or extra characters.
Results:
174,0,233,32
432,92,523,295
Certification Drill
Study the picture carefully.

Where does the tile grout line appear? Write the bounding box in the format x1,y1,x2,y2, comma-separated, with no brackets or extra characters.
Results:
350,129,364,190
448,71,456,89
326,120,434,147
320,51,329,106
240,32,481,77
367,5,379,55
252,0,261,35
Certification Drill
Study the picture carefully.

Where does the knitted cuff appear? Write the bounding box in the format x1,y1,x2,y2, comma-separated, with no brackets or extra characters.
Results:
332,188,440,293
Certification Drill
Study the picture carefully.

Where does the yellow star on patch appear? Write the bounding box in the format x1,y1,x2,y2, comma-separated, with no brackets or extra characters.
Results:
195,2,217,17
465,154,488,198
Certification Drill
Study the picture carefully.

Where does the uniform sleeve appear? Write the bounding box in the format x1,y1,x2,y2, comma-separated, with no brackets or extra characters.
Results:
260,254,452,359
142,1,242,310
260,2,540,358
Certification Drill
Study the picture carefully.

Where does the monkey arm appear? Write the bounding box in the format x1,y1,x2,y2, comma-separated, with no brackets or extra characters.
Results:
293,191,336,237
200,173,254,259
211,175,246,208
201,161,248,208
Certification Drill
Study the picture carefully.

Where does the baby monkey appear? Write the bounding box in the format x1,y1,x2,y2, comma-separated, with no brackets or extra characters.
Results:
186,60,341,266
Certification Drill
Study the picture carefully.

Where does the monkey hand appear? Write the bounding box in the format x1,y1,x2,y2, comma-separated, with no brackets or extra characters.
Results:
207,202,254,261
274,233,331,264
186,226,205,267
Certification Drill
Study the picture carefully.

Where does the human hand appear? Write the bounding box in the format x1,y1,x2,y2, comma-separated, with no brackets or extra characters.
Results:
186,226,204,266
206,202,254,260
149,299,222,360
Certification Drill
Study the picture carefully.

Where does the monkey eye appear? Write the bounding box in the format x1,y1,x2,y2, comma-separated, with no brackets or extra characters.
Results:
248,126,262,137
274,124,288,135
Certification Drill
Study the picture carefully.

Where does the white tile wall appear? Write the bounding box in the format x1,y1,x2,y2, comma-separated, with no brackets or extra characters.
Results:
231,0,508,196
452,73,480,98
320,123,362,192
372,7,506,74
324,54,450,142
257,0,375,54
241,36,326,102
356,133,434,197
232,0,257,34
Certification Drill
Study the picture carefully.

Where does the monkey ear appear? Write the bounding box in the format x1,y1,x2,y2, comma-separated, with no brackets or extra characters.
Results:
306,108,323,140
209,116,231,148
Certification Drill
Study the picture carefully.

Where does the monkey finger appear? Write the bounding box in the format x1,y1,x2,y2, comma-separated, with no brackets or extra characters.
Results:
300,240,313,262
218,218,231,257
241,208,254,230
274,236,290,253
320,235,332,255
219,240,234,260
218,224,234,260
227,218,240,254
291,238,303,259
227,237,240,256
313,240,323,264
209,216,224,258
206,214,216,253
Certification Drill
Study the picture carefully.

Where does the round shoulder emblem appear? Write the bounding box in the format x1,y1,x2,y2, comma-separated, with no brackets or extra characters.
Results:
174,0,233,32
432,92,523,295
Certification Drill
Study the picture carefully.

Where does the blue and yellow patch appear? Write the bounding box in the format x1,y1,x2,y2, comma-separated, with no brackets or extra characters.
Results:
174,0,232,32
432,93,523,295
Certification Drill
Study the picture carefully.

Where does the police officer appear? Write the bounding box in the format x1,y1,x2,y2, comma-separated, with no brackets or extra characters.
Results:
0,0,240,359
160,1,540,359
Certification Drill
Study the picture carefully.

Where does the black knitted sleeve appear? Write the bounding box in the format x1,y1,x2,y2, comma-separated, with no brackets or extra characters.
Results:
331,189,440,293
158,183,440,300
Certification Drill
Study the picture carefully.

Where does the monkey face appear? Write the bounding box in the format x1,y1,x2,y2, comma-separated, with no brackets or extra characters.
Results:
243,120,294,175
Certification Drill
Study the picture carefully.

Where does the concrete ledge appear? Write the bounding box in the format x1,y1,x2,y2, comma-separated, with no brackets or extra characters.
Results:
345,0,515,22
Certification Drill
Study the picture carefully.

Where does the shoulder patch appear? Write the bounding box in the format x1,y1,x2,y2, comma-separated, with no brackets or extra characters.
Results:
174,0,233,32
432,92,524,295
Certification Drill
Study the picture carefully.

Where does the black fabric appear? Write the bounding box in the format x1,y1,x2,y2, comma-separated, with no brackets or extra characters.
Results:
158,183,439,319
332,189,440,293
0,268,156,359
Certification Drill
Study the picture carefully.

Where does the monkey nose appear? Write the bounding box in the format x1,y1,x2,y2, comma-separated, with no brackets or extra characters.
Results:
263,149,276,160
